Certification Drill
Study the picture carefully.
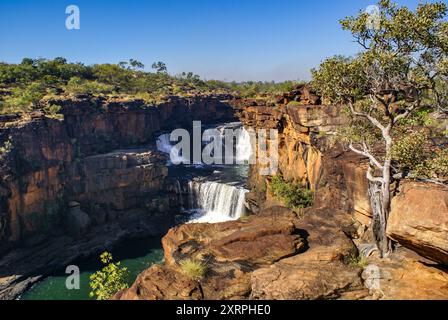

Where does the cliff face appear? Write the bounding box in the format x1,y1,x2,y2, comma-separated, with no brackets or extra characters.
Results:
117,97,448,301
0,95,235,251
233,96,448,267
232,98,347,212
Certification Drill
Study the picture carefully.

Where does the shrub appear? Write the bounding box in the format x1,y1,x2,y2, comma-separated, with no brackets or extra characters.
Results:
1,82,47,114
65,77,114,95
0,138,12,160
269,175,313,210
179,258,207,281
430,149,448,179
391,130,429,171
287,101,302,107
345,252,368,269
43,104,64,120
89,252,130,300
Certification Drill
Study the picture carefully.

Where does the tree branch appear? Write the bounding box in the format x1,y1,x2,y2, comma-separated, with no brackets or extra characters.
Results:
348,101,386,132
349,142,383,170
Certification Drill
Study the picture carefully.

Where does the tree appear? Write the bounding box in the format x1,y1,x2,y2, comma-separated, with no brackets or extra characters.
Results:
312,0,447,256
89,252,130,300
129,59,144,71
151,61,167,74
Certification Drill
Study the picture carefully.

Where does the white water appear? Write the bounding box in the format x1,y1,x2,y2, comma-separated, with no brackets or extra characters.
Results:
187,180,248,223
156,133,188,164
156,123,250,224
236,126,253,163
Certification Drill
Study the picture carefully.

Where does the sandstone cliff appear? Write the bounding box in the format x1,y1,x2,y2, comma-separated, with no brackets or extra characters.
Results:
118,91,448,301
0,94,235,299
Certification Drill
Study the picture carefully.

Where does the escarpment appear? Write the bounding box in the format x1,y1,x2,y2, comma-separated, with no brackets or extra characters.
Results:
1,86,447,301
117,86,448,301
0,94,236,299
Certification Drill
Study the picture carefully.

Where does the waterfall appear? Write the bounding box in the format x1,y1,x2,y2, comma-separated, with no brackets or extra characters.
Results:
236,126,253,163
187,180,248,223
156,133,188,164
157,123,250,224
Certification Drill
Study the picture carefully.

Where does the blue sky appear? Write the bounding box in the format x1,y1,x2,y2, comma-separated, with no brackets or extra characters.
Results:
0,0,435,81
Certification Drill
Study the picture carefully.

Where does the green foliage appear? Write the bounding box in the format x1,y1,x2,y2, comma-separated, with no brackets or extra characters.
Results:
0,56,303,114
179,258,208,281
65,77,114,95
346,252,368,269
269,175,313,210
0,137,12,160
412,147,448,180
1,81,48,114
287,101,303,107
391,130,448,180
151,61,168,74
42,104,63,120
312,0,448,185
89,252,130,300
391,130,428,169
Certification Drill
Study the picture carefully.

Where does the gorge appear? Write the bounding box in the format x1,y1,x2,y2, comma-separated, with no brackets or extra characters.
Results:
0,88,447,300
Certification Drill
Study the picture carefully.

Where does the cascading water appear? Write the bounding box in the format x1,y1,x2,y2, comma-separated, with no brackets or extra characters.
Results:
156,133,188,164
187,180,248,223
235,126,253,163
156,122,252,224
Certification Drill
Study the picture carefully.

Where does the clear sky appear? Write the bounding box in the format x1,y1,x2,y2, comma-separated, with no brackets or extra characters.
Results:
0,0,437,81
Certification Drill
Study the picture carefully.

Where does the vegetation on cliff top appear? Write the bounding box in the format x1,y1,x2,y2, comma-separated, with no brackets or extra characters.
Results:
312,0,448,256
0,57,302,115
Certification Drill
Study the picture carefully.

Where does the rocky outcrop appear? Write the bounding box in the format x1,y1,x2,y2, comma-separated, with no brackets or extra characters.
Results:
232,98,345,214
116,206,369,300
0,94,236,299
365,247,448,300
0,95,235,248
115,264,203,300
387,182,448,265
250,208,362,300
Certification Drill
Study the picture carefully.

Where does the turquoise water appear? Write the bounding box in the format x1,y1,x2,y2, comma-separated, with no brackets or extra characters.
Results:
20,237,163,300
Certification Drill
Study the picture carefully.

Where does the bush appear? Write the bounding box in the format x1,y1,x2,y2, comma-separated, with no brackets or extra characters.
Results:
65,77,114,95
269,175,313,210
179,258,207,281
1,81,48,114
345,252,368,269
391,130,429,171
43,104,63,120
287,101,302,107
392,130,448,181
430,149,448,178
89,252,130,300
0,138,12,160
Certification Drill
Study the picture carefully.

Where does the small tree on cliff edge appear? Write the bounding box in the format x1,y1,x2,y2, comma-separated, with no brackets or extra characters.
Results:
312,0,448,256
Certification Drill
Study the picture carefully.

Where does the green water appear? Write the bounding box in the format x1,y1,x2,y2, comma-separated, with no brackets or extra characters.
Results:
20,236,163,300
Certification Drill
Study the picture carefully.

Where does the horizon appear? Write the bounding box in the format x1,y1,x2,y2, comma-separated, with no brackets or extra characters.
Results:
0,0,437,82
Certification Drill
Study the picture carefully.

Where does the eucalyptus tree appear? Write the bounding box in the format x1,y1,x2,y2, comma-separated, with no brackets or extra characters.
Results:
312,0,447,256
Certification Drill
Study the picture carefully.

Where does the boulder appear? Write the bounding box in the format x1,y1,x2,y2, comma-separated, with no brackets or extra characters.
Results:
250,208,362,300
387,182,448,265
119,207,306,300
114,264,202,300
365,247,448,299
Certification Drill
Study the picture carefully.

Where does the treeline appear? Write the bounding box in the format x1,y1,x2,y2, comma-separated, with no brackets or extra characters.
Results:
0,58,301,114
